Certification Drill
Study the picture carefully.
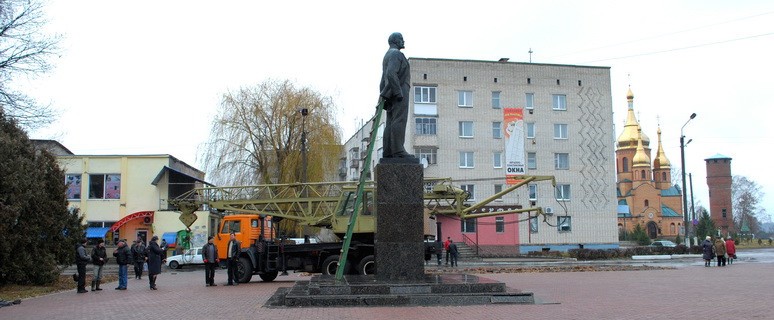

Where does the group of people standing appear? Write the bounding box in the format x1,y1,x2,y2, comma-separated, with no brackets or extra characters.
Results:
74,235,167,294
701,235,737,267
433,237,460,267
201,232,241,286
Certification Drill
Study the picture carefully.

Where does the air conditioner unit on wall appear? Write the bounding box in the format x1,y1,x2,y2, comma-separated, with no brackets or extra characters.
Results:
544,207,554,215
143,216,153,225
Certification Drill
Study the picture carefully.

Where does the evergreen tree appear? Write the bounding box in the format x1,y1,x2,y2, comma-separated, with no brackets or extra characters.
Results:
0,109,84,285
694,207,716,241
631,223,651,246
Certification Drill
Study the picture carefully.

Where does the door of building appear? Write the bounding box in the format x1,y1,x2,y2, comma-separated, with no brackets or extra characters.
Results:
136,230,148,245
646,221,658,239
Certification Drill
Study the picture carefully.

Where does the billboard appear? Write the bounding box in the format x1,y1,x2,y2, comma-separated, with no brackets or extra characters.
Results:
504,108,525,184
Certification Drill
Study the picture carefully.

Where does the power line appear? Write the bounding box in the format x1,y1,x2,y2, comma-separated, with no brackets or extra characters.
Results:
549,10,774,60
583,32,774,63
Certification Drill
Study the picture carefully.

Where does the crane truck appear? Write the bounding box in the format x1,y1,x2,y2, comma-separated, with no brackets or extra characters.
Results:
171,175,555,283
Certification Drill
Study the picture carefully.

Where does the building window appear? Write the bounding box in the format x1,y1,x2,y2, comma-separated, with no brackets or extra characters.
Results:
414,147,437,165
525,93,534,109
530,216,539,233
415,117,437,135
641,170,646,179
414,86,436,103
494,184,503,202
554,124,568,139
492,122,503,139
552,94,567,110
526,122,535,139
461,184,475,201
496,217,505,233
492,91,501,109
670,223,676,234
557,216,572,231
662,172,667,181
459,121,474,138
722,208,727,218
461,218,476,233
529,184,537,201
66,174,82,200
89,174,121,199
527,152,537,169
554,153,569,170
644,199,649,207
493,152,502,168
555,184,571,201
458,91,473,107
459,152,475,168
622,158,629,172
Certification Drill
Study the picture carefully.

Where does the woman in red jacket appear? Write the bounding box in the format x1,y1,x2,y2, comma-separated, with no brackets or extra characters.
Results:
725,236,737,265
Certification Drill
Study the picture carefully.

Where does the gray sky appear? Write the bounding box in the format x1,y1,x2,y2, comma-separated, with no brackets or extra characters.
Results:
27,0,774,218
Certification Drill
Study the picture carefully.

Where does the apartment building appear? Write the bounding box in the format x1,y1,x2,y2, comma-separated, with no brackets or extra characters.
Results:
342,58,618,253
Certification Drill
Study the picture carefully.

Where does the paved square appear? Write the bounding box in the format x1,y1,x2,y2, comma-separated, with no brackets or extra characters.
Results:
1,263,770,319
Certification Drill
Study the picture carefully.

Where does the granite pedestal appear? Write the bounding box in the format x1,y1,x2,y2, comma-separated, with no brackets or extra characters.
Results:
264,274,535,307
374,161,425,281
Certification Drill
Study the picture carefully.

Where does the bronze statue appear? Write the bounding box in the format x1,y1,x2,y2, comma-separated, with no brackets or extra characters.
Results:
379,32,414,159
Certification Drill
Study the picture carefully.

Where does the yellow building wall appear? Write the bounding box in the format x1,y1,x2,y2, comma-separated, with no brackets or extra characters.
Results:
57,154,212,244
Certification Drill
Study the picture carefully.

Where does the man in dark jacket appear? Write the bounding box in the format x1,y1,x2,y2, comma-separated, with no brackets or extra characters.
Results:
75,238,91,293
132,237,146,279
226,232,241,286
448,239,459,267
202,236,219,287
112,239,132,290
90,239,107,291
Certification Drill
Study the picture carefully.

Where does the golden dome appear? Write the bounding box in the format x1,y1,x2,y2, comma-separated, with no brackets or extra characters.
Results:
617,88,650,149
632,130,651,167
654,127,671,168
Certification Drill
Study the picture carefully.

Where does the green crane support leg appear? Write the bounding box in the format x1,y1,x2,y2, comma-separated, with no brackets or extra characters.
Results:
335,100,384,280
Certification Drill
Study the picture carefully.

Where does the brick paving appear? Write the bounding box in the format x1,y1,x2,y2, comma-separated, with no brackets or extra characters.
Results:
1,262,771,320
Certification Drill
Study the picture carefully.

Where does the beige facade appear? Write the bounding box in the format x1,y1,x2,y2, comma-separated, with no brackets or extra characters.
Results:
342,58,619,252
55,151,215,248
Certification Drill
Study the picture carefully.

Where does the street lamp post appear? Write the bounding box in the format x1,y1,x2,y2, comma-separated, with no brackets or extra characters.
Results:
300,108,309,184
680,113,696,244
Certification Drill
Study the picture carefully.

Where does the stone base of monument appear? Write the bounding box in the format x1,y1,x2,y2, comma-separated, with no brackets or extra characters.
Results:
263,274,535,308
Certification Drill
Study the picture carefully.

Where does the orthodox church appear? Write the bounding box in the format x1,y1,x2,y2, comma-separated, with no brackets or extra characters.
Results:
616,88,684,239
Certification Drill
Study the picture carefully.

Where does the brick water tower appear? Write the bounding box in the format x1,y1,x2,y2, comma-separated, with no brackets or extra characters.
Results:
705,154,733,235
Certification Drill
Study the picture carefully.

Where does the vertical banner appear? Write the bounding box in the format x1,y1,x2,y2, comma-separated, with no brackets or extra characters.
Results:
504,108,525,184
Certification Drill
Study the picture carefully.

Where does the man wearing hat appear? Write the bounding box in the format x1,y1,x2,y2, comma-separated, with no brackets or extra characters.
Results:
90,238,107,291
202,236,219,287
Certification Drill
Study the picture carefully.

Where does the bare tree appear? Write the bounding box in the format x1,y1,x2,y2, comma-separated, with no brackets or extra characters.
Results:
200,79,342,186
732,175,766,235
0,0,59,129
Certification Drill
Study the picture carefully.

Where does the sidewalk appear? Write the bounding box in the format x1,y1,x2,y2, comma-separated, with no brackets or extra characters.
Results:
2,261,771,319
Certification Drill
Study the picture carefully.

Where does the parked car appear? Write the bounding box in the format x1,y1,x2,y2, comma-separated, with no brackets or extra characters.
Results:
167,248,204,269
649,240,677,248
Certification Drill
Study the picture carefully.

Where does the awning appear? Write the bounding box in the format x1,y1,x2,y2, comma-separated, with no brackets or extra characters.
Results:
110,211,154,232
151,166,214,186
162,232,178,248
86,227,111,238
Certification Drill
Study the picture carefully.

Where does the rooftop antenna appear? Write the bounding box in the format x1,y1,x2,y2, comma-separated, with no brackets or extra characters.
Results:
528,48,533,63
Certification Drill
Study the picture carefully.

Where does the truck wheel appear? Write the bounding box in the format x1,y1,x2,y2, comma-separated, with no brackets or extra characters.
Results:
321,255,350,275
259,271,278,282
356,255,375,275
237,256,253,283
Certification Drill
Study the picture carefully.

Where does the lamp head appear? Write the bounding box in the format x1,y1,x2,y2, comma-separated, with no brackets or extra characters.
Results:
689,113,696,119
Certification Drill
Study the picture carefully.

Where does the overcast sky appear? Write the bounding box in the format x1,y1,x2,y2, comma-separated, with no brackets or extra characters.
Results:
27,1,774,219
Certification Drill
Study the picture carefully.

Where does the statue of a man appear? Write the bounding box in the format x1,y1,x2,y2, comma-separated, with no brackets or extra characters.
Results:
379,32,413,159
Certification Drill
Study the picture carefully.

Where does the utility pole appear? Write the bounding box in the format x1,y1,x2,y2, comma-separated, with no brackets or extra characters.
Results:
680,113,696,243
300,108,309,184
528,48,533,63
